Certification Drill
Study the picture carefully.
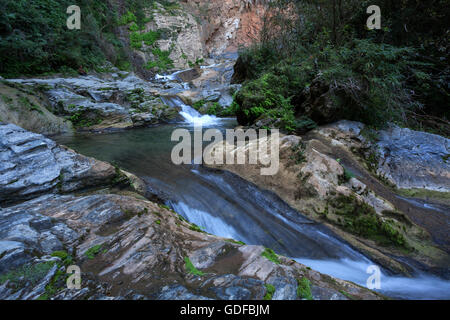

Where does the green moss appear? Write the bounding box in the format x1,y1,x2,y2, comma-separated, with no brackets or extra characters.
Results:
339,167,356,184
155,219,161,225
290,142,307,164
136,208,149,217
51,251,72,266
225,239,246,245
0,261,56,286
329,195,408,249
263,284,276,300
184,257,204,276
297,277,313,300
189,223,205,233
85,244,104,260
261,248,280,264
339,289,356,300
397,188,450,201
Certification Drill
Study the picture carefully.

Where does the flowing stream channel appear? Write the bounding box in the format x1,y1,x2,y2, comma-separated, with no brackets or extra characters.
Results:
54,88,450,300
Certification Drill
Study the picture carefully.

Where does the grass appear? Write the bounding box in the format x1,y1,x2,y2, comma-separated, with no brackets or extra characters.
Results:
264,284,276,300
261,248,280,264
297,277,313,300
184,257,204,276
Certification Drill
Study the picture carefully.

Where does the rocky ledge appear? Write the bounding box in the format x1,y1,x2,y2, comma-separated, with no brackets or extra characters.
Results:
205,126,450,275
0,123,382,300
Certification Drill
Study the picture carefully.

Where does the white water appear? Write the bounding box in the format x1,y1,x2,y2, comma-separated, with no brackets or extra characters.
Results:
295,258,450,300
171,201,240,240
161,96,220,126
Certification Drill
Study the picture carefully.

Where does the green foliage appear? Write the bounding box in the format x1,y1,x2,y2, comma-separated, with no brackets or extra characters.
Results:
0,0,117,76
145,48,174,71
51,251,73,266
0,261,55,286
184,257,204,276
263,284,276,300
67,109,102,128
261,248,280,264
85,244,104,260
192,99,206,111
118,11,137,26
297,277,313,300
130,30,161,49
232,0,449,136
290,142,307,165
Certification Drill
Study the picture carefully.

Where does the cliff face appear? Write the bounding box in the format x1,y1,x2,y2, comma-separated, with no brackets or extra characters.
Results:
184,0,269,56
128,0,269,71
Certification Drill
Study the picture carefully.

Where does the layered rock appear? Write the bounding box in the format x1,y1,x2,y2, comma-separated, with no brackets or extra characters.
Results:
317,121,450,193
0,81,72,135
0,123,119,205
4,73,182,132
0,124,382,300
204,129,449,273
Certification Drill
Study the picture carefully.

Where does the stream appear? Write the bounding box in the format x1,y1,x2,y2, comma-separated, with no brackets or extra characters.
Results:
52,66,450,300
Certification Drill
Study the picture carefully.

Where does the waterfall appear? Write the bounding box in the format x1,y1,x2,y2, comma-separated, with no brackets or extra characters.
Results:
161,96,220,126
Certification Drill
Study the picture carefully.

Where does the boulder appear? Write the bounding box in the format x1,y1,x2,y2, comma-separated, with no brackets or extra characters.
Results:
0,123,116,204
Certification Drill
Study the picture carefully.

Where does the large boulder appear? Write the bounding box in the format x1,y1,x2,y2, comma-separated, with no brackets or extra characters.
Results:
0,123,116,204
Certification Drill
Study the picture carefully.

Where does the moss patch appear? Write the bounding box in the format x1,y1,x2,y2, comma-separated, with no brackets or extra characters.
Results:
0,261,55,286
297,277,313,300
328,195,409,249
184,257,204,277
263,284,276,300
85,244,105,260
261,248,280,264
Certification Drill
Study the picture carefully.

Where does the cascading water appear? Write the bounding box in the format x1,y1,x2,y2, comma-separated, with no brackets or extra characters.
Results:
161,96,220,126
54,98,450,301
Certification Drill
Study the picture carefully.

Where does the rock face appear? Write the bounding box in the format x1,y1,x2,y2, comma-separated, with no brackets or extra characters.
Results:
376,127,450,192
0,82,73,135
204,129,449,273
186,0,269,56
317,121,450,192
0,124,382,300
127,0,269,72
0,123,116,204
5,73,182,131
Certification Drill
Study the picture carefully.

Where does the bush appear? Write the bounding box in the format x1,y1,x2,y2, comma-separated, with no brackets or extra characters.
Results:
231,0,448,136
